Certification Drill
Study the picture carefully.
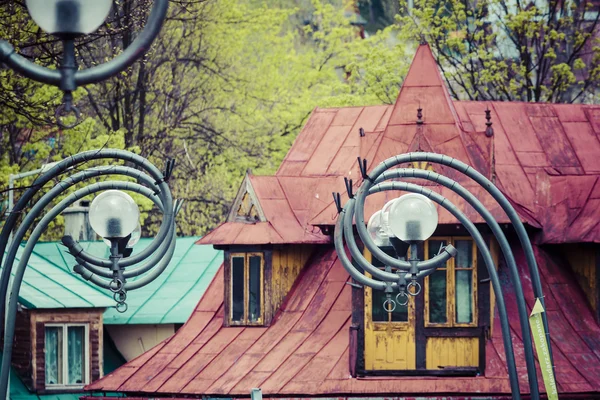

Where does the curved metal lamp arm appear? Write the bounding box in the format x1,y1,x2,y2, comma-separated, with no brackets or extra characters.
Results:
336,151,552,400
368,152,550,394
0,150,171,329
0,149,177,398
335,178,521,399
0,0,169,87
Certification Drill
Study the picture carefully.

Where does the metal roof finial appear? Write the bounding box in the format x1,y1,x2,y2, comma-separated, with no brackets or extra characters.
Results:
485,107,494,137
417,104,423,125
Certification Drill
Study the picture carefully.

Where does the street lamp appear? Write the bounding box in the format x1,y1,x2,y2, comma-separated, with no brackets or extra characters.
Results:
334,152,557,400
0,0,169,128
89,190,140,240
0,149,179,395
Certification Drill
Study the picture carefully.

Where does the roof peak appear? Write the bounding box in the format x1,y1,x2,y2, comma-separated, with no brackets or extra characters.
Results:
386,43,460,126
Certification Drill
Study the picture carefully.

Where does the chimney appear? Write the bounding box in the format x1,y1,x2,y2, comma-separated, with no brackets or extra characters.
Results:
62,199,96,241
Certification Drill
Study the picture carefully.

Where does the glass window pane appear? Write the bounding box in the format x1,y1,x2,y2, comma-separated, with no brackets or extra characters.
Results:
231,256,245,321
45,326,63,385
428,270,447,323
371,288,388,322
428,240,448,267
67,326,85,384
456,269,473,323
390,299,408,322
248,256,262,322
455,240,473,269
369,248,407,322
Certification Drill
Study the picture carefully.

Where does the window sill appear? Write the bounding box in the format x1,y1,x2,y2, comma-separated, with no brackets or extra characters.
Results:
358,367,480,377
43,384,86,392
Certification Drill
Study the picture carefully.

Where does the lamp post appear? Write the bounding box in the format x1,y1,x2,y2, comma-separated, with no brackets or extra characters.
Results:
334,152,556,400
0,0,169,128
0,149,180,396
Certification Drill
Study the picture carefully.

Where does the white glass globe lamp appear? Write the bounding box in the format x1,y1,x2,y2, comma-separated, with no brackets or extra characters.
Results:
388,193,438,243
366,210,391,247
103,223,141,248
26,0,112,36
380,198,399,236
89,190,140,239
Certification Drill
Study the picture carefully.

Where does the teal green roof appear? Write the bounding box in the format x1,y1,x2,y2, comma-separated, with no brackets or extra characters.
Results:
33,237,222,325
3,245,114,310
9,367,88,399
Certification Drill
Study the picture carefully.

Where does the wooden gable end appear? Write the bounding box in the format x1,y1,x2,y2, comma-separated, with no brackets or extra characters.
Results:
227,172,266,224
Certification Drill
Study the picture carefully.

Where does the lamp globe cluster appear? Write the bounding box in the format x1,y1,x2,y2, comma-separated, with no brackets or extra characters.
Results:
367,193,438,246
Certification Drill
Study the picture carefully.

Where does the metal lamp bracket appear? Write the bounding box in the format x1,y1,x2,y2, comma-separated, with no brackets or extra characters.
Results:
0,0,169,128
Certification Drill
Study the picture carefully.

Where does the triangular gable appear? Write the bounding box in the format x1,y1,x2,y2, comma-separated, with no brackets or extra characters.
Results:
227,172,267,223
367,44,475,176
388,43,461,126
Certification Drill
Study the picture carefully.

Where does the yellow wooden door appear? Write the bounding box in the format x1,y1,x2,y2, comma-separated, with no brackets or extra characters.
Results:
364,285,416,370
363,250,416,370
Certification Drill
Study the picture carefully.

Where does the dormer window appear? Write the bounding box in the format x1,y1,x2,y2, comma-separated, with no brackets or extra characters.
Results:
229,253,264,325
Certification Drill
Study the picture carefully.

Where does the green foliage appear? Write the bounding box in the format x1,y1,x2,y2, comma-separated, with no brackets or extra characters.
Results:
396,0,600,102
0,0,410,239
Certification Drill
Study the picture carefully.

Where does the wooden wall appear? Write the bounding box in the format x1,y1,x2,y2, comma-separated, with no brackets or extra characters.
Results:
562,243,598,321
270,245,313,312
31,309,104,393
12,308,33,389
265,245,314,324
425,337,479,368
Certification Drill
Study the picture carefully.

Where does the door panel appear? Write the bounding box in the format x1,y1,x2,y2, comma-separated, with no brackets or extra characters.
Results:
363,250,416,370
425,337,479,369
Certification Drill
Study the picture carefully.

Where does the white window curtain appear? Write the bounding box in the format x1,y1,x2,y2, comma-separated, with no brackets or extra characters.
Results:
45,326,63,385
67,326,85,384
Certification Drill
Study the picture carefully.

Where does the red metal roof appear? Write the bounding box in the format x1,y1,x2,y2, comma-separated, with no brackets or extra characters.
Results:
200,43,600,246
86,242,600,397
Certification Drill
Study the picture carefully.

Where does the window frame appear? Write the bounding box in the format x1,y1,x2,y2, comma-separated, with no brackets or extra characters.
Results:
44,323,90,390
229,252,265,326
424,237,478,328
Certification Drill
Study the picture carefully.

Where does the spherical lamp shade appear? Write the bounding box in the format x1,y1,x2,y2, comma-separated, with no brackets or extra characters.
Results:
89,190,140,239
367,210,391,247
103,223,141,248
380,198,398,237
388,193,438,243
26,0,112,36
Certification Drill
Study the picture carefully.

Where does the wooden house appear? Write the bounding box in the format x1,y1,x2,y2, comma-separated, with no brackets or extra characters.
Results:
84,44,600,399
7,236,221,399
